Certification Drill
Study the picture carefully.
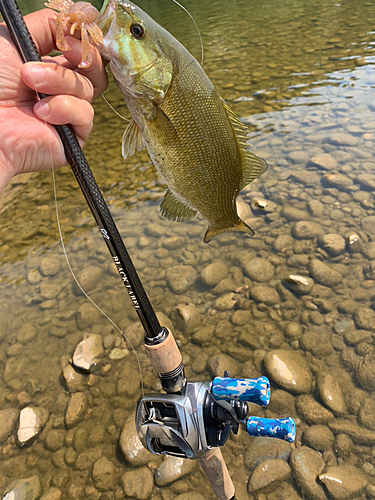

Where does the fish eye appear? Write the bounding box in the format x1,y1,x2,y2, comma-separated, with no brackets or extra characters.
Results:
130,23,145,39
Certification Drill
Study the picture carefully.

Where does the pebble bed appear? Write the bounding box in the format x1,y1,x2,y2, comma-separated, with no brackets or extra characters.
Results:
1,0,375,499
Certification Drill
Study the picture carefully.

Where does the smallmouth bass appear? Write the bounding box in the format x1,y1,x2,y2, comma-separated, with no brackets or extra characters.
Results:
59,0,269,242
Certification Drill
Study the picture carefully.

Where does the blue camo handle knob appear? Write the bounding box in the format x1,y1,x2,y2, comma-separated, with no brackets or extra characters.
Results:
211,376,270,406
246,416,296,443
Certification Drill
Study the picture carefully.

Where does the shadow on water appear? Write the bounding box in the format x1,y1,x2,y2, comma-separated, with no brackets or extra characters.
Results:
1,0,375,498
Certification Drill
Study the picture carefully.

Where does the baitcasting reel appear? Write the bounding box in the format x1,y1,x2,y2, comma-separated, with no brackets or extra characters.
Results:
136,373,295,459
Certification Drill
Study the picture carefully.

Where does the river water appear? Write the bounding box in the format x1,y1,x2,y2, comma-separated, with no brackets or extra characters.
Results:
1,0,375,499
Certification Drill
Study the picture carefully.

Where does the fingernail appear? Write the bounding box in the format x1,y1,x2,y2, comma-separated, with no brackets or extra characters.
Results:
26,64,46,84
34,101,49,119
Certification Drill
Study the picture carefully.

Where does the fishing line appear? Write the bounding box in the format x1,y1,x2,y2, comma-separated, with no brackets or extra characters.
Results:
102,93,130,121
171,0,204,66
29,76,144,398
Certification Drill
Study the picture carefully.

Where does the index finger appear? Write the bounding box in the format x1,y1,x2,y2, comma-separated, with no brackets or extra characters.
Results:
24,8,59,57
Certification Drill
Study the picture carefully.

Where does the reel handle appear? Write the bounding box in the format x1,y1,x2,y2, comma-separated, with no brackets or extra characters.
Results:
211,376,270,406
246,416,295,443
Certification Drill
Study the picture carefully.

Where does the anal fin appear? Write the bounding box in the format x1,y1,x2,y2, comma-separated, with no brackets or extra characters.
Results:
160,189,197,222
122,119,146,159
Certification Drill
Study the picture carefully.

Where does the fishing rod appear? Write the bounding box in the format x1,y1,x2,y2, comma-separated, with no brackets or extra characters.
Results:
0,2,295,499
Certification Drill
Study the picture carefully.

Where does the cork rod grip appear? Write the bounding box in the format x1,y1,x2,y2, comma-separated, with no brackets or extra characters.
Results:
198,448,235,500
144,329,182,376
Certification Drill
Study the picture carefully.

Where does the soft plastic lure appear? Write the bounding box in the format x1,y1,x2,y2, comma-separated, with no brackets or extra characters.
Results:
45,0,103,67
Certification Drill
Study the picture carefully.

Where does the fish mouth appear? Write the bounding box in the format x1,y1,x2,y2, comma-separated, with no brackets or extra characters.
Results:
111,55,158,78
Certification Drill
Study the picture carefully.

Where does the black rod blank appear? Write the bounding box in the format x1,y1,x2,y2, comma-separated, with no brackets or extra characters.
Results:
0,0,163,339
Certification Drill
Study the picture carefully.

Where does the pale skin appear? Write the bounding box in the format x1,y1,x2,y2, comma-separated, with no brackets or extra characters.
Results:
0,8,108,193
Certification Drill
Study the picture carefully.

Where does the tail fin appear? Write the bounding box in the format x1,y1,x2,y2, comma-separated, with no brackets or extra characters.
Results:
203,219,255,243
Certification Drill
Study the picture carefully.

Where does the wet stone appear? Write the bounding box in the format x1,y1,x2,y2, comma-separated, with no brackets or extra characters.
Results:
166,265,197,294
200,261,228,287
215,292,238,311
334,434,353,459
308,259,343,287
72,334,104,372
288,150,310,164
283,275,314,295
245,437,292,471
62,365,86,393
124,322,144,349
356,173,375,191
155,456,196,487
323,174,353,189
308,153,337,171
248,459,291,493
319,463,367,499
353,308,375,332
364,261,375,280
92,456,116,491
327,132,358,147
319,234,346,256
16,324,37,344
292,221,325,240
208,353,240,378
308,199,324,217
39,256,61,277
356,354,375,391
243,258,274,282
250,285,280,305
359,398,375,430
174,494,205,500
40,488,62,500
45,429,65,452
289,447,326,500
212,278,237,295
162,236,185,250
362,216,375,233
302,425,334,452
72,265,103,295
274,234,294,252
299,330,333,358
17,406,49,447
119,416,152,466
171,304,201,334
121,467,154,500
317,373,346,415
280,206,309,222
40,282,61,300
2,476,42,500
65,392,87,428
0,408,19,444
296,395,334,425
329,419,375,444
264,349,313,394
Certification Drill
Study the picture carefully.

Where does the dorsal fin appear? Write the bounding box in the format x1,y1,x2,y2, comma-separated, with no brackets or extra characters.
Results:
221,98,268,190
122,119,146,159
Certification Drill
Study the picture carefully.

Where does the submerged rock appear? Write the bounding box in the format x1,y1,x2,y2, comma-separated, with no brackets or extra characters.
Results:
264,350,313,394
119,416,152,466
248,459,291,493
155,456,196,486
319,463,367,499
283,275,314,295
302,425,334,452
243,258,274,282
0,408,18,445
2,476,42,500
200,261,228,287
17,406,49,447
317,373,346,415
245,437,292,471
72,334,104,372
319,234,346,256
121,467,154,500
92,456,116,491
65,392,87,428
166,265,197,294
308,259,343,287
290,447,326,500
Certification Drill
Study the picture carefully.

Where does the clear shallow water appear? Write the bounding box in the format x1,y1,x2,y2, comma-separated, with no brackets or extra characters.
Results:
1,0,375,499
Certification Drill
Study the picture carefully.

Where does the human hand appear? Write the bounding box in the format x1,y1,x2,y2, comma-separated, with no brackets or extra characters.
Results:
0,8,108,192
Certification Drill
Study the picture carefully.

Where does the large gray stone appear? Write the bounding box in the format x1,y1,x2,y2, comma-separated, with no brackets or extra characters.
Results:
264,350,313,394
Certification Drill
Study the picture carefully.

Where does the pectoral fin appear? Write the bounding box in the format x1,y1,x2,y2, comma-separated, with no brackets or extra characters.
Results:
122,119,146,159
160,189,197,222
221,98,268,189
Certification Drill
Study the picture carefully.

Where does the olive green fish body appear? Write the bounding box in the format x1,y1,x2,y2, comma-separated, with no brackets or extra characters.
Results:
96,0,268,242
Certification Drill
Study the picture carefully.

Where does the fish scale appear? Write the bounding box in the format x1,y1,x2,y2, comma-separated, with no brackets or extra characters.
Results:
96,0,268,242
